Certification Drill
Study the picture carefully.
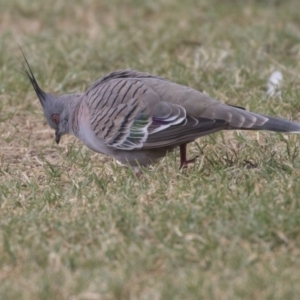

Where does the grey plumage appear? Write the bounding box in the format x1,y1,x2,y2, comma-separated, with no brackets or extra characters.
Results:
21,53,300,171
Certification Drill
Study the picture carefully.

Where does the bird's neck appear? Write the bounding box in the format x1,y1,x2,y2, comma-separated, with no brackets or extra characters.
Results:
68,95,84,136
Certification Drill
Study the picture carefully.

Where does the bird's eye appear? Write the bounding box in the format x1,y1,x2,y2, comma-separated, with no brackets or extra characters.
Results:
51,114,60,124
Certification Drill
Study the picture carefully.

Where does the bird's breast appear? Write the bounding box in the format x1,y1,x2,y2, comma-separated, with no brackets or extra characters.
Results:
75,102,112,155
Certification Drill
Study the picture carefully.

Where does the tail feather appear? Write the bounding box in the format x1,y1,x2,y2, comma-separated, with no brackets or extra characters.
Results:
251,114,300,133
227,106,300,133
210,104,300,133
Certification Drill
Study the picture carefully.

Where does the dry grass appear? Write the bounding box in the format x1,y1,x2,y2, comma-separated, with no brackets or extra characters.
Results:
1,0,300,299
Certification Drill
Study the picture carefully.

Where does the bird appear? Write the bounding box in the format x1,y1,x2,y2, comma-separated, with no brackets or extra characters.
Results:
21,52,300,174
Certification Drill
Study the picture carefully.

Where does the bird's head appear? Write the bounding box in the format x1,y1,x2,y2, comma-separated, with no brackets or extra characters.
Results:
20,49,81,144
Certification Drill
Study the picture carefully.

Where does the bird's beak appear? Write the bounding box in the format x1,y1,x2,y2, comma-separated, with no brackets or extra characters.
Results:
55,130,61,144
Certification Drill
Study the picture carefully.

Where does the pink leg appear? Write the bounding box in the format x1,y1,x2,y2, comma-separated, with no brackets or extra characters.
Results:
133,166,142,178
179,144,199,169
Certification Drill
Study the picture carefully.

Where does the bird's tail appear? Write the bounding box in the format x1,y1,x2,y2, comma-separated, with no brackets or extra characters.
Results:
249,114,300,133
203,103,300,133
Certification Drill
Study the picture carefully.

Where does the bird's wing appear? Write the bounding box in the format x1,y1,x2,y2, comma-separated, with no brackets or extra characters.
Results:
84,70,227,150
85,69,300,150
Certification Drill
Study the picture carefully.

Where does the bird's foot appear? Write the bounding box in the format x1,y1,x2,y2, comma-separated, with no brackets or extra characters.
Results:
179,155,199,169
133,166,142,178
179,143,199,169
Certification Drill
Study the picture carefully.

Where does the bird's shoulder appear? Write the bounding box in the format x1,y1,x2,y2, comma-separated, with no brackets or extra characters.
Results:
87,69,168,91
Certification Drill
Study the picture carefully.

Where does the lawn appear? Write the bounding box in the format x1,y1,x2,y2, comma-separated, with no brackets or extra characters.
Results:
1,0,300,299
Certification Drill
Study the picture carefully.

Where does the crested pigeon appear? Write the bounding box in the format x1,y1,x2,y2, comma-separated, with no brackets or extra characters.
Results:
21,53,300,172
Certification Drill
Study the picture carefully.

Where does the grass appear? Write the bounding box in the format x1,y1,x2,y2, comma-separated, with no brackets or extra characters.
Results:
1,0,300,299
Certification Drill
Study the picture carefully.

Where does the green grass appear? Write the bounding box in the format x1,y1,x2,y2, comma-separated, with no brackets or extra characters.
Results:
1,0,300,299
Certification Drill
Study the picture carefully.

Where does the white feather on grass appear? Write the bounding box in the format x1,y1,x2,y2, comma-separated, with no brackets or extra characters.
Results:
267,70,283,97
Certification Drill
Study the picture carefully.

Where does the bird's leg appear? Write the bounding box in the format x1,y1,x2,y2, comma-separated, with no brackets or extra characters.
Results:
133,166,142,178
179,143,199,169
